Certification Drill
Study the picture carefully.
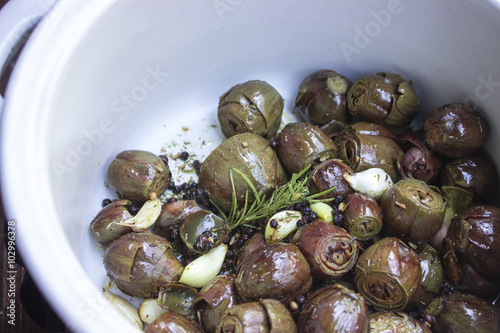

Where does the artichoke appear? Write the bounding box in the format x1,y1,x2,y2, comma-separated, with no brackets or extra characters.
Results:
347,72,420,129
235,232,265,267
179,210,230,254
440,155,499,200
235,242,312,306
380,178,446,245
144,311,204,333
195,274,239,333
343,192,383,241
218,80,284,139
335,127,403,181
90,199,133,245
154,200,200,240
423,292,500,333
107,150,172,202
423,103,489,158
354,237,421,311
277,122,337,174
309,159,354,200
293,69,351,131
157,283,198,318
297,284,369,333
340,121,397,139
215,299,296,333
411,244,444,308
369,311,431,333
198,133,288,211
290,220,360,281
104,232,183,298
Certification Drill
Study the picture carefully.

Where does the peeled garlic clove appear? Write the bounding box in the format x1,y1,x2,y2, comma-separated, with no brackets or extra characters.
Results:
310,202,333,223
344,168,393,201
139,298,166,325
117,199,161,231
103,289,143,330
265,210,302,243
179,243,228,288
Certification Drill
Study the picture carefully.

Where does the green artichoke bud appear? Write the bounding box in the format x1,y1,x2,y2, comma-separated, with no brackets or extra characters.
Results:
277,122,337,174
370,311,431,333
423,292,500,333
215,299,296,333
423,103,489,159
293,69,351,130
290,220,360,281
335,128,403,181
343,192,383,241
218,80,284,139
154,200,200,240
199,133,287,211
107,150,172,202
235,242,312,306
309,159,354,200
180,210,229,254
297,284,369,333
440,155,499,200
90,199,133,245
446,205,500,291
104,232,183,298
347,72,420,129
411,244,444,308
144,311,204,333
354,237,421,311
195,274,239,333
380,178,446,245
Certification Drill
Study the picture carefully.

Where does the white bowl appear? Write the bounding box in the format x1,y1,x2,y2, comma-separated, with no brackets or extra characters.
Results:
2,0,500,332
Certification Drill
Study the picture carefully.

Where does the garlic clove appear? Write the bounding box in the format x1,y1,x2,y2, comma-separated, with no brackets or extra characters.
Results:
310,202,334,223
343,168,394,201
103,289,143,330
117,199,161,231
139,298,166,325
179,243,228,288
265,210,302,243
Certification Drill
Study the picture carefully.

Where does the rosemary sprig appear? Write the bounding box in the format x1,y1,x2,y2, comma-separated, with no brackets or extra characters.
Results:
216,165,335,230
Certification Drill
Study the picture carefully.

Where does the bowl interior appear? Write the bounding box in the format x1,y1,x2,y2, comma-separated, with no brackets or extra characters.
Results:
3,0,500,332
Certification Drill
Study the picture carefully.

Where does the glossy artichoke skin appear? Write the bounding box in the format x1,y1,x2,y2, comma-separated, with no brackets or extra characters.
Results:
334,128,403,181
218,80,284,139
370,311,431,333
107,150,172,202
104,232,183,298
293,70,351,127
215,299,296,333
297,284,369,333
277,122,337,174
144,311,204,333
440,155,499,200
154,200,200,240
235,242,312,306
423,292,500,333
411,244,444,308
198,132,288,211
380,178,446,245
90,199,133,244
290,220,359,281
347,72,420,128
309,159,354,199
423,103,489,158
343,192,383,241
354,237,421,311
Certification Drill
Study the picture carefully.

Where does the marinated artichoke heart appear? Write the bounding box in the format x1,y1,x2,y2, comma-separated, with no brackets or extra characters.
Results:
290,220,360,281
343,192,383,241
411,244,444,308
180,210,229,254
440,155,499,200
423,103,489,158
297,284,369,333
380,178,446,245
157,283,198,317
309,159,354,199
446,205,500,292
199,133,288,211
335,127,403,181
144,311,204,333
423,292,500,333
369,311,431,333
107,150,172,202
354,237,421,311
195,274,239,333
90,199,133,245
277,122,337,174
347,72,420,129
235,242,312,306
215,299,296,333
341,121,397,138
154,200,200,240
293,69,351,130
218,80,284,139
104,232,183,298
